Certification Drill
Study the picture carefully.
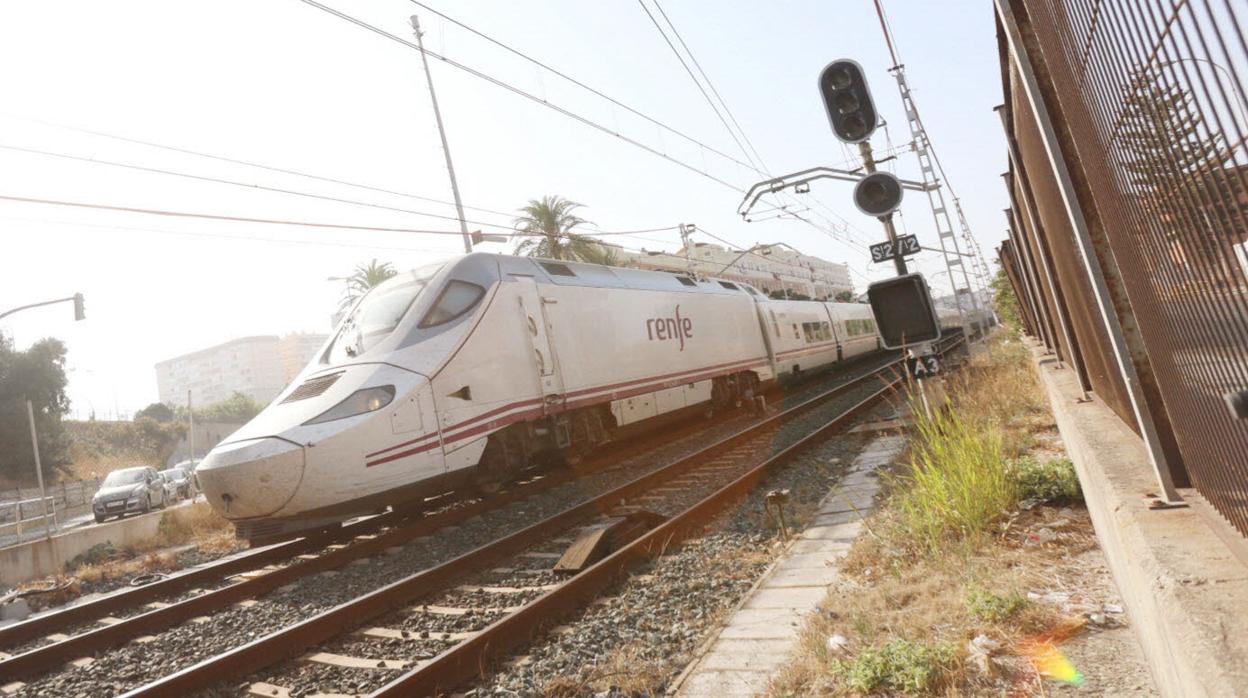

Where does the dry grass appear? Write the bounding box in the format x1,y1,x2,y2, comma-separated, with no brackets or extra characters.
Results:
767,333,1091,696
27,502,242,602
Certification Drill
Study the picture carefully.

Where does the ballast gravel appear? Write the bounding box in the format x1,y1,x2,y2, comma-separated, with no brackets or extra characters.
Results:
8,355,900,698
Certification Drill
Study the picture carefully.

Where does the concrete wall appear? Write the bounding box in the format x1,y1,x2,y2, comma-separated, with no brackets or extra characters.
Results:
0,510,164,588
1032,343,1248,697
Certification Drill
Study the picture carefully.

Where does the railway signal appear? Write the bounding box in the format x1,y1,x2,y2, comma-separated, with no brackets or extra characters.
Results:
866,273,942,349
818,59,878,144
854,171,904,218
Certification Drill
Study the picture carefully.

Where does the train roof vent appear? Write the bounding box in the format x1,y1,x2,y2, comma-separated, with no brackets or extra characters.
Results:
282,371,344,404
540,262,576,277
676,276,697,287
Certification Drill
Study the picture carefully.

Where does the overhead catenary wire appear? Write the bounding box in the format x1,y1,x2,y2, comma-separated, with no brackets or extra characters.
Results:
403,0,760,174
297,0,746,194
0,193,666,239
0,113,518,221
1,141,682,238
635,0,873,251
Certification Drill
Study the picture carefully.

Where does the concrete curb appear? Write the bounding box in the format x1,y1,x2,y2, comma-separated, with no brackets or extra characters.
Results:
1030,343,1248,697
668,434,906,697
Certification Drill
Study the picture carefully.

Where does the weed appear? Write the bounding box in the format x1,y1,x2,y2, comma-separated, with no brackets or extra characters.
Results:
886,402,1020,554
1011,456,1082,504
965,585,1029,622
832,638,958,694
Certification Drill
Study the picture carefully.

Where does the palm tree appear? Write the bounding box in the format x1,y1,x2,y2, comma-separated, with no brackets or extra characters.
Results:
513,195,611,263
339,259,397,311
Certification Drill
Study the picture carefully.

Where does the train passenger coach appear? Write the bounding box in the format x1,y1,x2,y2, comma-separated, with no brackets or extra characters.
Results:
196,253,884,540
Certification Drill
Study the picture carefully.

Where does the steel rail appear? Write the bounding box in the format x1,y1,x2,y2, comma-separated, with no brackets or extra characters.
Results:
0,467,593,682
0,345,908,680
372,336,964,696
117,334,964,697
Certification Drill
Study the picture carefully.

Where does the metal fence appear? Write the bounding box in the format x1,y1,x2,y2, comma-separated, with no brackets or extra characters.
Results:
0,479,101,522
995,0,1248,536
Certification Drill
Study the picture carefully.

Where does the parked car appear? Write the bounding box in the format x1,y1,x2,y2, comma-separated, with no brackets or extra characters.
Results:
171,459,201,495
91,466,168,523
159,468,192,501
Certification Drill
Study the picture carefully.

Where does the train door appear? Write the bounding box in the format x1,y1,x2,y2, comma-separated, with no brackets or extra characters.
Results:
514,277,565,412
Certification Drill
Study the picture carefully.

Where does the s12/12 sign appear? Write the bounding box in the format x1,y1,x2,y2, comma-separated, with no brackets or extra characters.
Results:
869,234,920,263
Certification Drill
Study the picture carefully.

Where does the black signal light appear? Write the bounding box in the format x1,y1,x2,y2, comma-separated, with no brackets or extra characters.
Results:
818,59,878,144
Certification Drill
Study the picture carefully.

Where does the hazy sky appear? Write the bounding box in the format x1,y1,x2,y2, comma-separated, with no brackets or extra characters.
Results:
0,0,1008,419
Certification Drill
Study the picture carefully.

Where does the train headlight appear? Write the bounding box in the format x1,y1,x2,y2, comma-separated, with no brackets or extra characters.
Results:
304,386,396,425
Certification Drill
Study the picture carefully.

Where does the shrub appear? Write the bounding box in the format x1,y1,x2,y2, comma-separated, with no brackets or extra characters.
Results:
1011,456,1082,503
833,639,958,694
965,585,1029,622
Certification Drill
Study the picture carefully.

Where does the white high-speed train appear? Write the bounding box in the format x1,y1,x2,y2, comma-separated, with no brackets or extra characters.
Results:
197,253,955,541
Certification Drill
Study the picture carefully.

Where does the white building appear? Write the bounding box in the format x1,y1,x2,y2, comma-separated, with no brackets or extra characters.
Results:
155,333,328,408
616,242,853,300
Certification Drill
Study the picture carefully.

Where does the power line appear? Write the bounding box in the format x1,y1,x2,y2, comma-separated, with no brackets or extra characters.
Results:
637,1,873,251
403,0,760,174
298,0,746,194
0,215,454,254
3,140,682,238
0,113,517,220
0,142,526,232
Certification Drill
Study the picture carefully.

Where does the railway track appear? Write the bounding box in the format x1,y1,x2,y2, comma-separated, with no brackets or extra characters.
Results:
0,335,963,696
127,335,961,698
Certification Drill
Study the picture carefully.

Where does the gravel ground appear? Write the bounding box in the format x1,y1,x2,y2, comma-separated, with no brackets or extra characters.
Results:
9,356,900,698
476,414,886,696
233,378,892,697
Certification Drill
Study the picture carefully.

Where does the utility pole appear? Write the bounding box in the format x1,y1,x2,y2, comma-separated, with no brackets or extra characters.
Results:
679,223,696,276
857,141,907,276
26,400,56,537
187,390,195,464
411,15,472,254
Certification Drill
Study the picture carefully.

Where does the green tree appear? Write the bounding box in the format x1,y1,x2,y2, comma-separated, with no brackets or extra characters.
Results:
197,392,263,423
834,290,856,302
340,259,397,311
0,335,72,482
135,402,175,423
991,267,1023,335
512,195,613,263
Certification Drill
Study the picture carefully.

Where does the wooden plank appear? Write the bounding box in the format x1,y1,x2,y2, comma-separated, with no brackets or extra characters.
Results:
553,519,623,573
358,627,476,642
248,682,291,697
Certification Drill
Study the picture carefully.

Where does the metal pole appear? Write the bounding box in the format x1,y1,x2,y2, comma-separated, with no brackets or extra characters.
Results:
188,389,195,464
858,141,908,276
26,400,56,537
411,14,472,254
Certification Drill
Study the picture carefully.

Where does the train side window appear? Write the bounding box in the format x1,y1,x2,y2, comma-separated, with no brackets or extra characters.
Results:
418,280,486,328
793,324,800,340
676,276,697,287
540,262,576,277
718,281,739,290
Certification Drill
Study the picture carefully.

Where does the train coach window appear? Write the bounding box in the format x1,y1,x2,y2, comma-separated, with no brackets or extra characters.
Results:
419,280,486,328
718,281,739,290
540,262,576,277
676,276,697,287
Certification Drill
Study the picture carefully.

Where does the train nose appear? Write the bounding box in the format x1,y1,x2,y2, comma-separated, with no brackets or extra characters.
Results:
197,438,305,519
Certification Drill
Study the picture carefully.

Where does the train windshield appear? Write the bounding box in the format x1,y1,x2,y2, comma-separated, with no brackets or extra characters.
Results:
326,264,444,362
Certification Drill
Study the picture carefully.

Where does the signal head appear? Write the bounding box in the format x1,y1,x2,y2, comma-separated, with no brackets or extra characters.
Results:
818,59,878,144
853,172,904,218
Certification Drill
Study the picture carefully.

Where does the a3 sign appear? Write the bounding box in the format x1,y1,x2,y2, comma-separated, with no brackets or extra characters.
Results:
905,354,941,380
869,234,921,264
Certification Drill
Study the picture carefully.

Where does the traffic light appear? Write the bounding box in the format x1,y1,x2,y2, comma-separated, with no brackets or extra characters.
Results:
72,293,85,321
818,59,878,144
866,274,941,349
853,172,903,218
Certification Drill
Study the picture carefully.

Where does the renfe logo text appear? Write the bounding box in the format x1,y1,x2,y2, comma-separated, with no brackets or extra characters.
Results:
646,305,693,351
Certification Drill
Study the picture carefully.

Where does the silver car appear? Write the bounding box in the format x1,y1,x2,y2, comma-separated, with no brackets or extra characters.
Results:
92,466,168,523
